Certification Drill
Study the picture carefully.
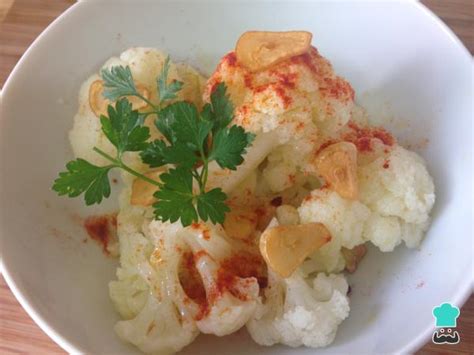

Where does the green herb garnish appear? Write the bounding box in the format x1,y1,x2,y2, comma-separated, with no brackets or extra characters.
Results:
53,58,253,227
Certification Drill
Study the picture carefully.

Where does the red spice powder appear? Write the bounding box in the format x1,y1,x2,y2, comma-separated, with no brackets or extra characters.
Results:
272,71,297,89
190,250,214,320
320,182,330,190
209,81,220,95
216,252,268,300
237,211,258,225
296,122,305,131
240,105,249,116
245,67,296,109
254,206,267,219
292,48,320,75
342,121,395,153
254,204,276,231
244,73,253,88
179,251,207,305
291,48,355,102
281,73,297,88
274,85,292,108
194,250,209,261
190,250,268,321
232,253,268,289
223,52,237,67
191,223,211,240
320,77,355,102
383,160,390,169
253,84,268,94
83,214,117,256
356,137,372,152
315,139,337,155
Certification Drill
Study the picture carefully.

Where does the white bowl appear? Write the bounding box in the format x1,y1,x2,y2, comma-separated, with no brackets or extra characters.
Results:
0,1,472,354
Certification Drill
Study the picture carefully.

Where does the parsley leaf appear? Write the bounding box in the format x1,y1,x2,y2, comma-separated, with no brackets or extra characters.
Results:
209,125,255,170
154,105,176,143
210,82,234,132
140,140,197,168
197,188,229,224
157,56,184,103
101,65,138,101
156,102,212,150
200,103,214,122
100,98,150,154
153,167,197,226
54,59,253,227
52,159,112,205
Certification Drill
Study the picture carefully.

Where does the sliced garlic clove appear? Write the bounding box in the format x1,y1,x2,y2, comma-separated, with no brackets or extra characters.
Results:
235,31,312,72
314,142,358,200
88,80,109,117
88,80,150,117
259,223,331,278
130,170,163,206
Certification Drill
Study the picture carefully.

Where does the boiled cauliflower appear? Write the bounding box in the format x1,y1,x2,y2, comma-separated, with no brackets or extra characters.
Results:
66,37,437,355
262,143,310,193
247,270,349,348
204,48,354,142
298,189,370,273
358,145,435,226
110,181,261,353
177,223,260,336
298,143,435,274
203,48,355,194
113,221,198,355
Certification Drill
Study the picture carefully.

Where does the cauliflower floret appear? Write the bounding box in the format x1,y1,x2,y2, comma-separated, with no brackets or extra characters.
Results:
299,144,435,271
111,180,262,349
359,145,435,225
109,185,154,319
204,48,354,141
247,270,349,348
178,223,260,336
69,48,206,169
115,295,196,355
298,189,371,272
363,214,401,252
262,142,311,193
401,221,430,248
109,273,149,320
113,221,199,355
203,47,354,197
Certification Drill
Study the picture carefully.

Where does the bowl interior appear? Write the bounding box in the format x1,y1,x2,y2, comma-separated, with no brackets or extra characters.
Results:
0,1,472,354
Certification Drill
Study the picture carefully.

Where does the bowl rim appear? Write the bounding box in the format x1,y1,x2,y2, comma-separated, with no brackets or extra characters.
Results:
0,1,472,354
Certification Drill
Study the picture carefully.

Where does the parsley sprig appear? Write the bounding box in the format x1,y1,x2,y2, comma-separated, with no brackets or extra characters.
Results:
53,57,254,226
